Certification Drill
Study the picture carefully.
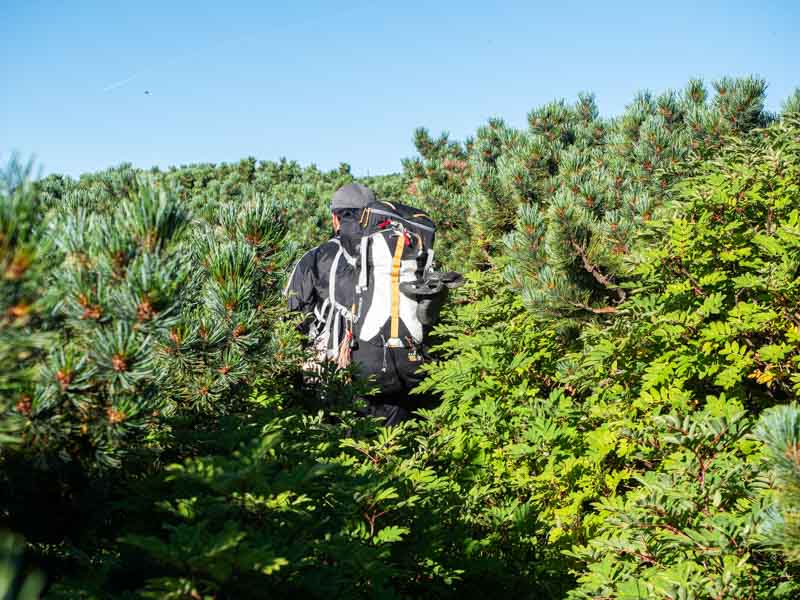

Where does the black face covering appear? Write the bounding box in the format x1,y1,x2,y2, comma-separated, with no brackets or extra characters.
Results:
335,209,363,256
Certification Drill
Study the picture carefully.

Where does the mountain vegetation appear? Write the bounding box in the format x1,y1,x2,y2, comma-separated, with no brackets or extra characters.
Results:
1,77,799,599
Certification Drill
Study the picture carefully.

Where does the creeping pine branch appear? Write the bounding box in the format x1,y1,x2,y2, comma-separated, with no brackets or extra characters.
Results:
570,301,619,314
570,241,627,303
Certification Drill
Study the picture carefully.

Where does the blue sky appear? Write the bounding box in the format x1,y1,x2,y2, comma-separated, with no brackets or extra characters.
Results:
2,1,798,178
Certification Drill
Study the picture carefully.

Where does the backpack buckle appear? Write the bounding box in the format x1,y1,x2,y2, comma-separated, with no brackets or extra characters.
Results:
385,337,404,348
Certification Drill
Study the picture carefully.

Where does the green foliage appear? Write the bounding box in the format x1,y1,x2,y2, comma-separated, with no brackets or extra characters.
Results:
782,88,800,117
401,127,473,268
113,398,468,599
403,78,787,320
415,272,589,591
627,114,800,406
504,77,771,318
411,113,800,597
557,113,800,598
0,157,56,449
567,405,796,599
0,531,45,600
2,169,297,470
756,403,800,563
3,80,800,599
43,389,542,599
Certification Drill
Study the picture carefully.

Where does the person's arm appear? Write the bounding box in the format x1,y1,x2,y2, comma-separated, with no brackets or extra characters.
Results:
284,248,319,336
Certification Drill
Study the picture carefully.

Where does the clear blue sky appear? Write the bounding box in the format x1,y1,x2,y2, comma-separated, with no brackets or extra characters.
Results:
2,1,798,178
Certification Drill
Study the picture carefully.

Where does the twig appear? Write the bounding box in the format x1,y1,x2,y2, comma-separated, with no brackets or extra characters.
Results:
570,241,627,302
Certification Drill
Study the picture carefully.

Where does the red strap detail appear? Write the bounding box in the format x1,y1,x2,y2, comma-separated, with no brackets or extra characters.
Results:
377,219,392,229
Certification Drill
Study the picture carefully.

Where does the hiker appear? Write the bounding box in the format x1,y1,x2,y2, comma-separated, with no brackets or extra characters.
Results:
284,183,460,426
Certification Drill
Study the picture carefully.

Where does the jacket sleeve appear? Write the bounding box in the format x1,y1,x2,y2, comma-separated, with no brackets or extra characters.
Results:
284,248,319,334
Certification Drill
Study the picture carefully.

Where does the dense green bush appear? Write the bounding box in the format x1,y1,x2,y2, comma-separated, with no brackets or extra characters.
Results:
2,85,799,599
402,128,473,268
0,158,53,449
413,113,800,597
562,114,800,599
403,77,774,319
5,177,295,470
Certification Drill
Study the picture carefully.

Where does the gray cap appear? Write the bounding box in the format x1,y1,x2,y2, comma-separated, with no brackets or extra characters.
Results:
330,183,375,211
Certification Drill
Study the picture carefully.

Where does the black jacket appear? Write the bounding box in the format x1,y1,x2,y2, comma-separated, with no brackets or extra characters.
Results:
284,228,359,337
284,217,424,395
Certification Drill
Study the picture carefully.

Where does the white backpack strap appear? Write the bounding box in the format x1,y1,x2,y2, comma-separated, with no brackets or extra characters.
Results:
331,314,340,358
330,242,343,356
328,237,357,266
358,235,370,291
388,232,406,344
329,243,343,307
314,297,330,322
323,304,336,354
325,241,356,319
341,247,357,267
326,242,356,358
424,248,435,276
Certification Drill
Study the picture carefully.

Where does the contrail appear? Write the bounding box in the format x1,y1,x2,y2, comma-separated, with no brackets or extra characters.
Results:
103,72,146,93
101,34,254,93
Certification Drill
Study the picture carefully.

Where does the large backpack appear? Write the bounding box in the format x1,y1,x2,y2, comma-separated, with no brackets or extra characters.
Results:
307,200,458,394
357,202,435,342
348,201,437,392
